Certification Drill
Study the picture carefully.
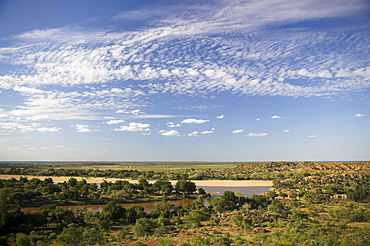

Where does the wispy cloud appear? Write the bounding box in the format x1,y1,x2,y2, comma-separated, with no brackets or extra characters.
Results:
350,113,364,118
0,122,61,133
0,0,368,154
333,137,346,140
245,132,268,137
188,131,199,137
116,109,142,115
201,130,213,134
113,122,150,132
71,124,100,133
181,118,209,124
105,119,125,125
160,129,180,136
0,0,368,104
167,122,181,127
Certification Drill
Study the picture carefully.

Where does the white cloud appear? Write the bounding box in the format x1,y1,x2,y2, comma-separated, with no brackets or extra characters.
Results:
350,113,364,118
283,130,290,133
232,129,244,134
141,132,151,136
130,109,142,115
115,109,143,115
37,127,61,132
1,87,142,121
115,109,126,113
188,131,199,137
307,135,317,138
0,122,61,133
181,118,209,124
121,114,187,119
201,130,213,134
333,137,346,140
13,86,44,94
0,0,368,103
167,122,181,127
105,119,125,125
113,122,150,132
0,0,368,148
160,130,180,136
245,132,268,137
71,124,100,133
0,122,23,132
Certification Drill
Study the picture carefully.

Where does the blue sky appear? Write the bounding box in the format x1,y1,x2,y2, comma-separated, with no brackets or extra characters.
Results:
0,0,369,161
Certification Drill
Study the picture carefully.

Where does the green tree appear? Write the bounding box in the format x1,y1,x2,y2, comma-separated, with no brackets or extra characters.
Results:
57,227,83,246
38,205,74,229
346,185,369,202
184,210,206,228
126,205,145,223
100,201,126,223
267,200,285,213
82,227,103,245
176,180,196,194
138,178,150,190
153,180,173,195
154,200,175,215
15,233,30,246
208,191,239,212
67,178,78,188
133,218,158,237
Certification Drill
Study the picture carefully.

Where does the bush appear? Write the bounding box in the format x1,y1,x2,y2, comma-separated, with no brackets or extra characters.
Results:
154,226,170,236
133,218,158,237
130,241,148,246
82,228,103,245
15,233,31,246
158,238,174,246
57,227,83,246
188,235,210,246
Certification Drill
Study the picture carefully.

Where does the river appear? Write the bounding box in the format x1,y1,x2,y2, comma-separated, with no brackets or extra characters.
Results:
21,185,271,214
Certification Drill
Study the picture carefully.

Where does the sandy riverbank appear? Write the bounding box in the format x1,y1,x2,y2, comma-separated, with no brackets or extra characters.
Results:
189,180,272,187
0,175,272,187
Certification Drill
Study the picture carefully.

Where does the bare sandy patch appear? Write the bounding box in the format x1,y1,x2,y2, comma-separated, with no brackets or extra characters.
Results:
0,175,272,187
0,175,139,184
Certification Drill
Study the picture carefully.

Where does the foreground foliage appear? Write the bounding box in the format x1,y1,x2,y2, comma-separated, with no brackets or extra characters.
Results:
0,161,369,245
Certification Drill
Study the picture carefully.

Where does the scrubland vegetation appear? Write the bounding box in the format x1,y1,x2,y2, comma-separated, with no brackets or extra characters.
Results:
0,161,369,245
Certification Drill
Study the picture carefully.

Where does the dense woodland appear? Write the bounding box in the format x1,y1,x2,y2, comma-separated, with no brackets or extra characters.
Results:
0,161,369,246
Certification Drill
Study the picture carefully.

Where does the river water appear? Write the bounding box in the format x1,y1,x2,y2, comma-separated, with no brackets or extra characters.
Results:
21,185,271,214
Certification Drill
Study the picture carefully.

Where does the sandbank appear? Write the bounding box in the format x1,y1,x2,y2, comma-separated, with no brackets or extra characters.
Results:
188,180,272,187
0,175,272,187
